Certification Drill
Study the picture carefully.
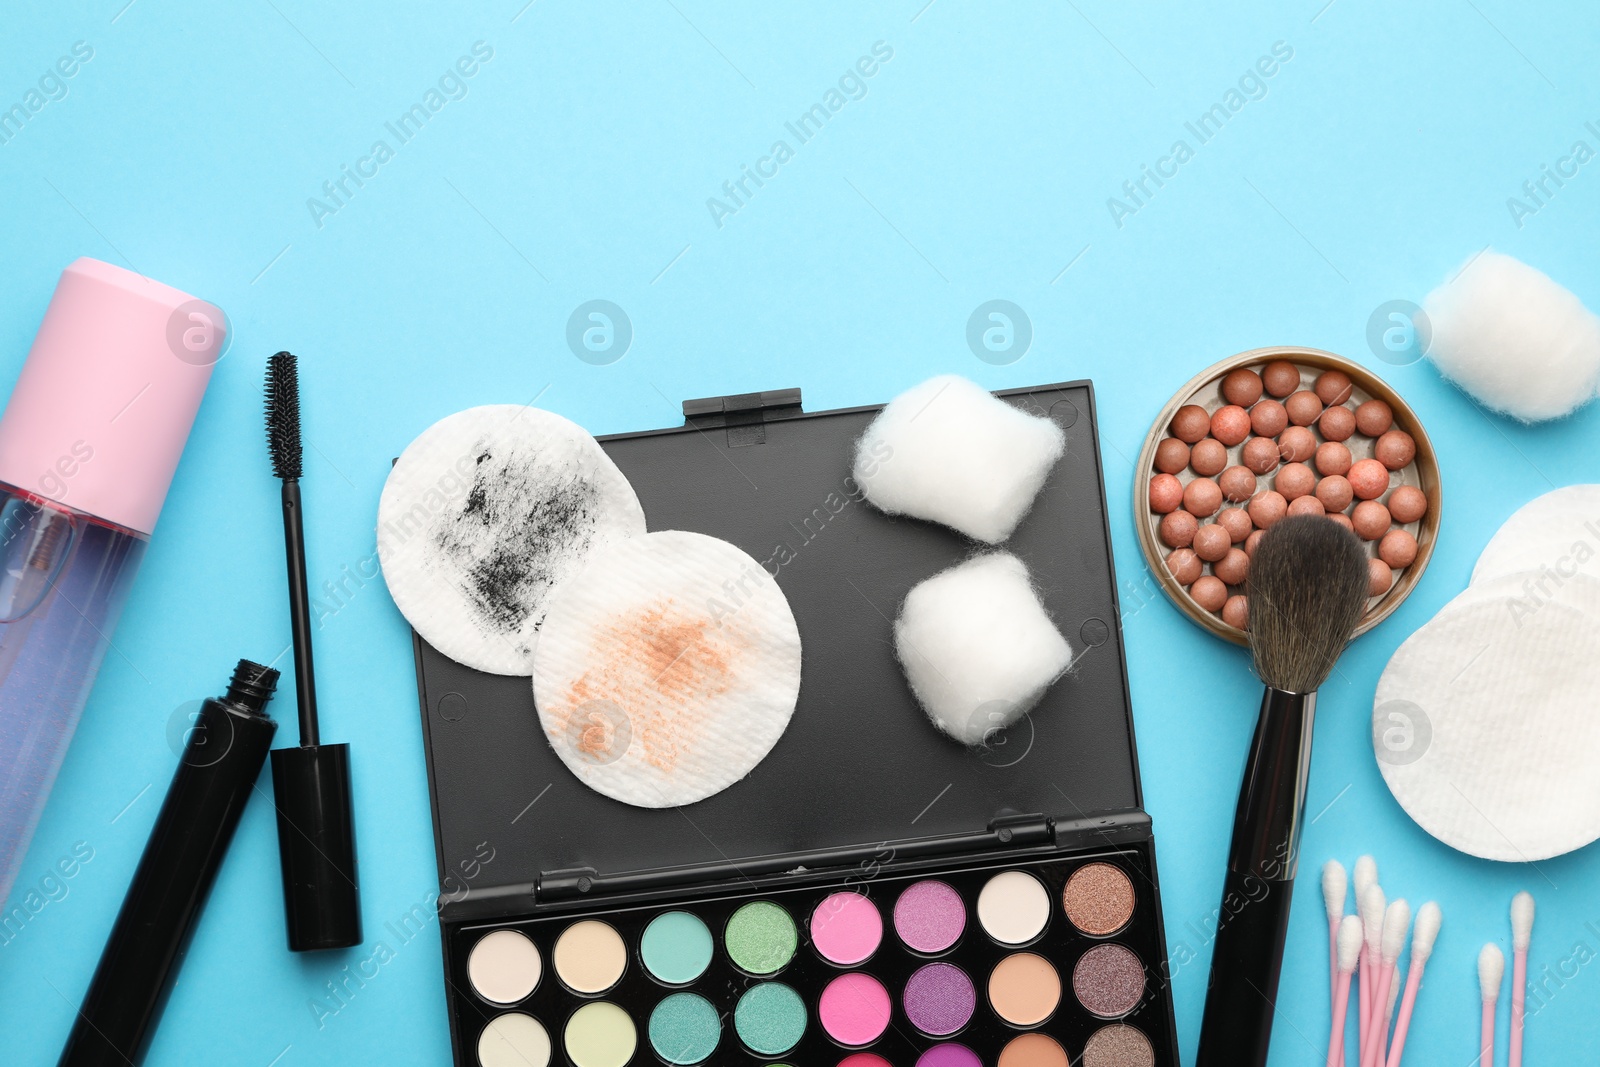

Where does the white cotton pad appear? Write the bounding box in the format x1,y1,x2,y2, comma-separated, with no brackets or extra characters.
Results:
1471,484,1600,586
853,375,1066,544
894,553,1074,746
1373,571,1600,861
530,530,801,808
1423,251,1600,422
378,405,647,676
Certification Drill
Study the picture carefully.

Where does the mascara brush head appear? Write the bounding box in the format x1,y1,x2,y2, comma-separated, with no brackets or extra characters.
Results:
266,351,302,480
1246,515,1369,694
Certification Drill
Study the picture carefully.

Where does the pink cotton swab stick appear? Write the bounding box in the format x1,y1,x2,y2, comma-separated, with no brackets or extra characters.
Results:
1358,881,1387,1051
1354,857,1379,1036
1380,953,1401,1066
1361,899,1411,1067
1324,860,1349,1010
1511,891,1534,1067
1481,944,1505,1067
1387,902,1441,1067
1328,915,1364,1067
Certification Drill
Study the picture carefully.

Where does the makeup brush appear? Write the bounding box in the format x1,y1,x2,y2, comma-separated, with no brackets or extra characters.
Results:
1323,860,1348,1009
1195,516,1370,1067
1327,915,1364,1067
265,352,362,951
1361,899,1410,1067
1480,944,1505,1066
1359,882,1388,1050
1510,891,1534,1067
1386,901,1441,1067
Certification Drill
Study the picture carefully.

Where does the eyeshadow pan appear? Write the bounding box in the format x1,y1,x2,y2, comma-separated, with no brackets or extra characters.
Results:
553,920,627,994
997,1032,1070,1067
838,1056,893,1067
977,870,1050,944
649,992,721,1065
893,879,966,954
734,982,807,1055
903,961,977,1036
988,952,1061,1026
468,929,542,1004
1073,944,1147,1019
917,1043,983,1067
563,1002,636,1067
818,972,891,1047
641,911,714,985
726,901,798,975
1082,1024,1156,1067
1063,863,1136,936
811,891,883,965
477,1013,551,1067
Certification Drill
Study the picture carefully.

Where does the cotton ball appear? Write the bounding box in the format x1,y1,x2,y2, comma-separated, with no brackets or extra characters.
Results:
1423,251,1600,422
854,375,1066,544
894,553,1074,745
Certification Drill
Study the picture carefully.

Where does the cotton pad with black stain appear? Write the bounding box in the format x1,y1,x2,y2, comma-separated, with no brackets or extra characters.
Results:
852,375,1066,544
377,405,646,676
531,530,802,808
894,552,1074,746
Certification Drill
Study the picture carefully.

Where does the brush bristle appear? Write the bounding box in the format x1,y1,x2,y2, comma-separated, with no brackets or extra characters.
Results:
1246,515,1370,693
265,351,302,480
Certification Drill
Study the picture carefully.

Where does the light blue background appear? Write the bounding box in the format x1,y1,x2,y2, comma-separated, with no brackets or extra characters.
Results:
4,1,1599,1063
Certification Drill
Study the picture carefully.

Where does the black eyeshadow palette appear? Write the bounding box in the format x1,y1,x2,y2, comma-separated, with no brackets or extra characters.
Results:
410,382,1182,1066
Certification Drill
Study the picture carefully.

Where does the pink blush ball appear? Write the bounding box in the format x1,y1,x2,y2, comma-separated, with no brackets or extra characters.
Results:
1149,473,1184,513
1274,462,1316,501
1190,575,1228,612
1375,430,1416,470
1217,507,1253,543
1352,500,1392,541
1214,548,1250,585
1277,426,1317,463
1210,405,1252,446
1165,548,1201,585
1183,478,1223,518
1193,524,1231,562
1250,400,1289,437
1314,442,1352,477
1222,594,1249,630
1248,490,1288,529
1379,529,1419,568
1318,405,1356,442
1241,437,1280,475
1388,485,1428,524
1219,466,1258,503
1154,438,1190,474
1315,475,1354,513
1288,495,1327,517
1159,510,1198,548
1347,459,1390,500
1190,439,1228,477
1368,558,1394,596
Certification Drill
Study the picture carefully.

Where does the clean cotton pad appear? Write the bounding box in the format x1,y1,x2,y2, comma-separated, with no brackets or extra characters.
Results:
894,553,1074,746
378,405,646,675
853,375,1066,544
531,530,801,808
1471,484,1600,586
1423,251,1600,422
1374,571,1600,861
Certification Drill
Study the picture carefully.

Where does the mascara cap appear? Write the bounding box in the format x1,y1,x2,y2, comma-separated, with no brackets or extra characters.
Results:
0,258,225,534
270,743,362,951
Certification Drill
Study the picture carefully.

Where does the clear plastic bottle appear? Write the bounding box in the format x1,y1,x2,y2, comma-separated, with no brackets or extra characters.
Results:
0,259,223,902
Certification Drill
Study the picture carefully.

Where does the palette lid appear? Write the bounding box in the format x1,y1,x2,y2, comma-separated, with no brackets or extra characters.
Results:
411,382,1147,907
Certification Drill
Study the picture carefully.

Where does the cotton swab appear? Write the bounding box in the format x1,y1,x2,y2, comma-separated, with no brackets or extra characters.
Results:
1361,899,1411,1067
1511,891,1534,1067
1354,857,1379,1033
1481,944,1505,1067
1387,902,1441,1067
1359,881,1387,1049
1381,966,1401,1066
1328,915,1364,1067
1324,860,1348,1009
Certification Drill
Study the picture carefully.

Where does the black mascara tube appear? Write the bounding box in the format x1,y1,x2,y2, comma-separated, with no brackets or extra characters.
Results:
58,660,279,1067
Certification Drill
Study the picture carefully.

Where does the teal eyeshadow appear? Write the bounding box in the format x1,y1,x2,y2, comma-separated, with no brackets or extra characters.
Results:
734,982,807,1056
641,911,714,984
649,993,721,1065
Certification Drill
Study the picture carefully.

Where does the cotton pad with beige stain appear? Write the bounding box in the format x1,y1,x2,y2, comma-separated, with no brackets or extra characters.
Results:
532,530,802,808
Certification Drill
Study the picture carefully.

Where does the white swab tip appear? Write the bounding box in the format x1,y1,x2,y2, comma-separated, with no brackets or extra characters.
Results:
1512,891,1536,950
1322,859,1348,921
1480,943,1505,1000
1361,884,1388,948
1381,899,1412,961
1337,914,1365,971
1413,901,1442,962
1354,855,1378,897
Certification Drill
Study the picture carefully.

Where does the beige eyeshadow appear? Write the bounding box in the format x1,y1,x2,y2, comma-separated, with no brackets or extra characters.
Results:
987,952,1061,1026
997,1032,1070,1067
467,930,542,1004
976,870,1050,944
1062,863,1136,936
553,920,628,994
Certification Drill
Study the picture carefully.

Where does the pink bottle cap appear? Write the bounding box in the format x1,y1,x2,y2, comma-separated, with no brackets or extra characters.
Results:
0,258,224,535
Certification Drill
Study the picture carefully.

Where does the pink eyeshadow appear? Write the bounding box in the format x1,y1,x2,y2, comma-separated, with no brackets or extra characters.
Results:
894,880,966,954
819,972,892,1047
811,892,884,966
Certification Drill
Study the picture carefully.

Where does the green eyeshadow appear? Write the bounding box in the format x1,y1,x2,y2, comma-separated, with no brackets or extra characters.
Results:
641,911,714,985
734,982,806,1056
724,901,797,975
648,992,720,1065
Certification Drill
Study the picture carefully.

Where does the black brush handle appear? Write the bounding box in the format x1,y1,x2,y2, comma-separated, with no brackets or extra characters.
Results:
281,478,318,746
1195,687,1316,1067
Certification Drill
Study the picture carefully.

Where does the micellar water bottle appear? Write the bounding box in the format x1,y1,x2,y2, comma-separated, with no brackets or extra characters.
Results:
0,258,223,903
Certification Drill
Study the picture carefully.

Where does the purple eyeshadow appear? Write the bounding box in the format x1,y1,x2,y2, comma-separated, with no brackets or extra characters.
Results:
894,880,966,954
903,962,976,1037
916,1043,982,1067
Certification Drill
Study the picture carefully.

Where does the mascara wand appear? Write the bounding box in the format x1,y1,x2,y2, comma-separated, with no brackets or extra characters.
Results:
265,351,362,951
